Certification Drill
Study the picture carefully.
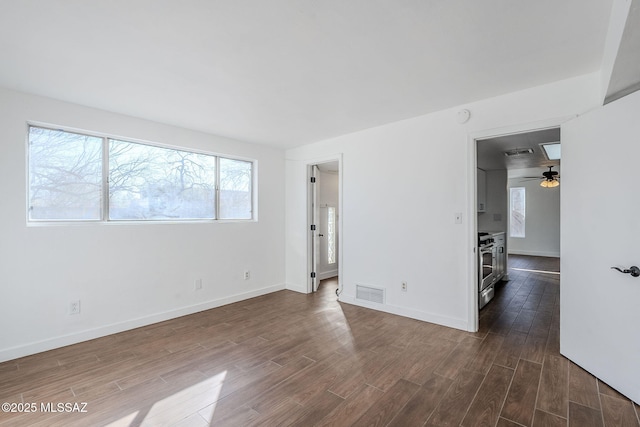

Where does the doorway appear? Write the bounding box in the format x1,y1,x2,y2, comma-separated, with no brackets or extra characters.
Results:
475,126,561,331
308,159,341,294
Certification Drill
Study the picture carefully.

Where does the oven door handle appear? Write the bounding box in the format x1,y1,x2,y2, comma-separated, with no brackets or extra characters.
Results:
479,245,494,253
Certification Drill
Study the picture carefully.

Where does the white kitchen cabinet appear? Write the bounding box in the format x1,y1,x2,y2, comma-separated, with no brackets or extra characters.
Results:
477,168,487,212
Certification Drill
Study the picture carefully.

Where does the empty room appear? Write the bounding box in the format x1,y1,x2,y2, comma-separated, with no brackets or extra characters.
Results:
1,1,639,426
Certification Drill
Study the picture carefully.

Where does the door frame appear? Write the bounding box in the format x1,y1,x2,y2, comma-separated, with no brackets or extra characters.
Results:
306,154,343,294
310,164,320,292
466,115,574,332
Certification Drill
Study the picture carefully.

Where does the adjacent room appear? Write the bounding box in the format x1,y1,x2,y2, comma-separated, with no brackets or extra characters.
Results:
1,1,639,425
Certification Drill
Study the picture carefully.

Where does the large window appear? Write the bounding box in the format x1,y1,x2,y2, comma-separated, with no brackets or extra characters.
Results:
509,187,525,238
28,125,254,222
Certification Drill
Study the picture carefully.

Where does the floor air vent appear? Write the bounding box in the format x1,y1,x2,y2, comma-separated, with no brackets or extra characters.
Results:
356,284,385,304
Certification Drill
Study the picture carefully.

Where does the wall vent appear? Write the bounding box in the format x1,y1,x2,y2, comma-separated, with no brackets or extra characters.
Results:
356,284,385,304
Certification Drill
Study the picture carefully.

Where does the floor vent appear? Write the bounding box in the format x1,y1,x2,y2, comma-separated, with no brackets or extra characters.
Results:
356,284,385,304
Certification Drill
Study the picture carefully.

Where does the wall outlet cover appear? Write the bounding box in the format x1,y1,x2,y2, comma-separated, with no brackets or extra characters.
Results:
69,300,81,315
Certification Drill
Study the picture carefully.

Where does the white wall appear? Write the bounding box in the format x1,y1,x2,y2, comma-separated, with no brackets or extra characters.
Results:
507,168,561,257
477,169,508,233
319,170,339,208
285,73,601,331
0,88,286,362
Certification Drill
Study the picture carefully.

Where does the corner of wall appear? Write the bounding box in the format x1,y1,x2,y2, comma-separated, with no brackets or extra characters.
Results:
285,283,308,294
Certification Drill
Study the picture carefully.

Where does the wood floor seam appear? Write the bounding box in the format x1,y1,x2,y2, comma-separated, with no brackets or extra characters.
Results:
534,404,568,420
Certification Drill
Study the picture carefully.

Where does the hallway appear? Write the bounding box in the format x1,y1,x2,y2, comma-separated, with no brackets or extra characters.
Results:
478,254,638,426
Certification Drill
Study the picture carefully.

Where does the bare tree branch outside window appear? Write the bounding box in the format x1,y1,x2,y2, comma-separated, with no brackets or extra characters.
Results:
27,126,253,222
219,158,252,219
109,140,216,220
28,127,102,220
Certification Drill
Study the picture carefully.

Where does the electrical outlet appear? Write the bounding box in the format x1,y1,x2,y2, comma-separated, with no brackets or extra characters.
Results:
69,300,81,315
244,270,250,280
195,278,202,290
401,282,407,292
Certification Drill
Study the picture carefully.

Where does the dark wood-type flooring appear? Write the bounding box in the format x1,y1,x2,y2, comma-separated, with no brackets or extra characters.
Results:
0,255,638,426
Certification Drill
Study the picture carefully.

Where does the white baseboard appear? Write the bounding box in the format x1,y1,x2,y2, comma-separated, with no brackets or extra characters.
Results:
318,270,338,280
508,250,560,258
285,282,308,294
0,283,285,363
338,293,468,331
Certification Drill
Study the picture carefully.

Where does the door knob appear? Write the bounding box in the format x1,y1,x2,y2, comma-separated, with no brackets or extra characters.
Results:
611,266,640,277
318,234,324,237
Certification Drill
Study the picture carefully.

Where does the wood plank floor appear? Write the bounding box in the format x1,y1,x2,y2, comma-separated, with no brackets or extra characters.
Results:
0,255,638,426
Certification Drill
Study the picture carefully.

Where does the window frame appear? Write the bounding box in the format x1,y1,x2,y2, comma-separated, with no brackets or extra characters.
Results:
26,123,257,225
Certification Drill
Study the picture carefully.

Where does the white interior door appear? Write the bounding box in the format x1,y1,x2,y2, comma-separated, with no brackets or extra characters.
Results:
561,90,640,402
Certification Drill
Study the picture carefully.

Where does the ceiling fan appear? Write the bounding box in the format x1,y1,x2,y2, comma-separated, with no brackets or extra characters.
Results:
521,166,560,188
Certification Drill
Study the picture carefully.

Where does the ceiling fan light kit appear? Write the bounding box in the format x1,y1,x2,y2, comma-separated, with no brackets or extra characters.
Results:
540,179,560,188
540,165,559,188
521,165,560,188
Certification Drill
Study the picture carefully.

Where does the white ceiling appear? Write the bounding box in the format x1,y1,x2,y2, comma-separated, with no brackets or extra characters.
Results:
0,0,613,148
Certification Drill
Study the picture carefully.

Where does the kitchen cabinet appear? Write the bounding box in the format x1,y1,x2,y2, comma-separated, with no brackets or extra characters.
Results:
477,168,487,212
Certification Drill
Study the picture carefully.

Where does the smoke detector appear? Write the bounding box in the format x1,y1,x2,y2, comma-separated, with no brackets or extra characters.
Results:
456,109,471,124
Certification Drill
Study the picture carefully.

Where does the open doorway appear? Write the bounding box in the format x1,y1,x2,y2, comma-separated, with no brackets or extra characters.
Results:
308,160,340,294
475,127,561,331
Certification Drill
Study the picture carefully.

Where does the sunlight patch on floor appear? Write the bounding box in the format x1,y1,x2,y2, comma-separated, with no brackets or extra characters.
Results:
141,371,227,425
104,371,228,426
105,411,139,426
